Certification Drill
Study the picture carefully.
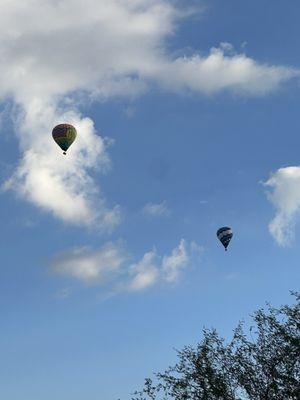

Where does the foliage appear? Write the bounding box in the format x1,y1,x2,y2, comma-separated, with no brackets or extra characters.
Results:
131,293,300,400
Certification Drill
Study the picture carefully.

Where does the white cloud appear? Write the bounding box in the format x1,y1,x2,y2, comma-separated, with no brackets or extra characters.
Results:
128,251,159,291
127,239,201,292
151,45,299,96
0,2,295,102
52,241,128,283
0,1,299,225
162,239,188,282
51,238,201,293
143,200,169,217
3,104,121,228
264,167,300,246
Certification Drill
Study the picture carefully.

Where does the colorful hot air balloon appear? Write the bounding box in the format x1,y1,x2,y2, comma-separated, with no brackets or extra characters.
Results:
52,124,77,155
217,227,233,251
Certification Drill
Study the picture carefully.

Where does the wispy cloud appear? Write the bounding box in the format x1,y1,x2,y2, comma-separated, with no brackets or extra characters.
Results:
51,239,202,294
162,239,188,282
264,166,300,246
143,201,170,217
127,251,160,291
0,1,299,225
52,241,128,283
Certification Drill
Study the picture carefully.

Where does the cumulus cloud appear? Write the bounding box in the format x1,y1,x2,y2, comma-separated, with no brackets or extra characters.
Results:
143,200,169,217
0,1,299,225
51,239,201,293
153,45,298,96
264,167,300,246
3,105,121,227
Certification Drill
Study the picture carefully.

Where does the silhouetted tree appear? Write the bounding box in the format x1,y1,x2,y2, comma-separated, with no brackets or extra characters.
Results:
131,293,299,400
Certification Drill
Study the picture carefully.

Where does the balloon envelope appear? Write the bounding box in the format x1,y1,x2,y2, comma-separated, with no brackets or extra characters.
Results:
52,124,77,154
217,227,233,251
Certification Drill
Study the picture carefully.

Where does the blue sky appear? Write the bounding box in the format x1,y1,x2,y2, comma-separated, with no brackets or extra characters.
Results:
0,1,300,399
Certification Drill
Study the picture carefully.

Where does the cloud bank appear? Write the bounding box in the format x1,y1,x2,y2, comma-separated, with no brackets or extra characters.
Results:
1,1,299,226
51,239,201,293
265,167,300,246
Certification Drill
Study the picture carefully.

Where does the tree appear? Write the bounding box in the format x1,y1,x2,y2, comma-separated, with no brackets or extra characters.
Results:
131,293,300,400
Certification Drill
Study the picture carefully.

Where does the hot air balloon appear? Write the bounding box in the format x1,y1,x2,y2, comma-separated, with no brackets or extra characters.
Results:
52,124,77,155
217,227,233,251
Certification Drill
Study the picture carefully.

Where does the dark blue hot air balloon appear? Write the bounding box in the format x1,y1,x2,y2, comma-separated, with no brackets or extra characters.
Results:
217,227,233,251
